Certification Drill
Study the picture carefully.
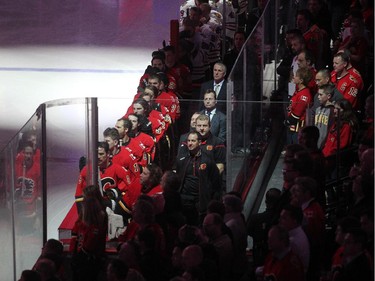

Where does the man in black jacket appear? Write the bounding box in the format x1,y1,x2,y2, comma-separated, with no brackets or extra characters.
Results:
175,131,221,225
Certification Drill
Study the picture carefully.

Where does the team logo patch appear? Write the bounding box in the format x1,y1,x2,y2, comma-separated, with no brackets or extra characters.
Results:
206,145,213,151
200,163,207,170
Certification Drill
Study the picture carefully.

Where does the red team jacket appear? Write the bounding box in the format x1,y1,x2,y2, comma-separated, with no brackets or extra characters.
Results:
288,87,311,132
331,71,360,109
263,250,305,281
322,122,353,157
70,219,107,257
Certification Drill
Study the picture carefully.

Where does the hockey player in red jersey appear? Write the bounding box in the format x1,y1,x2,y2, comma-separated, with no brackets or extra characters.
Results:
149,73,181,122
15,141,41,218
103,127,140,182
75,142,132,214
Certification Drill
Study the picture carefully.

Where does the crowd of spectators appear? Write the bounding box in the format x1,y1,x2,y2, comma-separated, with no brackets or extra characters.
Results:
17,0,373,280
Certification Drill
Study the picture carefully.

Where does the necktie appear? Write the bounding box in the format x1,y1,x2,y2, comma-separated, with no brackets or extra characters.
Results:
206,111,211,119
214,84,220,97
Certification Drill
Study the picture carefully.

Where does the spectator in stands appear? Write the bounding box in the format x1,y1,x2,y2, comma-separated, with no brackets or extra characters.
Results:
118,240,146,281
339,18,368,70
283,143,306,161
360,209,374,259
279,204,310,273
289,34,307,88
322,99,358,159
180,17,210,85
276,158,302,212
200,89,226,142
335,50,365,103
119,196,166,257
335,228,373,281
307,69,344,125
293,149,315,177
223,31,246,76
181,267,206,281
248,188,281,266
331,52,361,109
202,212,234,281
347,175,373,218
179,238,220,281
33,239,64,281
359,94,374,143
163,45,192,97
285,67,312,144
296,9,330,69
359,148,374,177
18,270,41,281
272,29,303,101
106,258,129,281
296,49,317,95
338,18,368,77
308,0,332,40
328,0,351,41
257,225,305,281
161,188,186,254
160,170,181,192
199,3,222,69
33,258,61,281
222,194,248,278
298,126,320,152
199,62,227,114
181,245,204,275
175,131,221,225
70,197,107,281
246,0,268,35
290,176,325,280
324,216,361,280
314,84,335,149
297,126,326,206
210,0,236,41
137,227,168,281
206,199,233,243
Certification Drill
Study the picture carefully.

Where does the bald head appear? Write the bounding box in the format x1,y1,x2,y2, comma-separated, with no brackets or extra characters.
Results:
182,245,203,269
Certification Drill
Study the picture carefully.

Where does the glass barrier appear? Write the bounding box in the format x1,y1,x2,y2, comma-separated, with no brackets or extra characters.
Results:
0,110,44,280
226,0,287,218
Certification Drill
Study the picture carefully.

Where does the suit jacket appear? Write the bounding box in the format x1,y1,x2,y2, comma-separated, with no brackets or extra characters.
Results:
199,79,227,114
200,109,226,143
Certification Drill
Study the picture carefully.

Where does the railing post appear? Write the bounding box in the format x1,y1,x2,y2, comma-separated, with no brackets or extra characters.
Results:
85,98,98,188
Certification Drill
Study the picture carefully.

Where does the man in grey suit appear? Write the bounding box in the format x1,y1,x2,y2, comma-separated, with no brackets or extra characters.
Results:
199,62,227,114
200,90,226,143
